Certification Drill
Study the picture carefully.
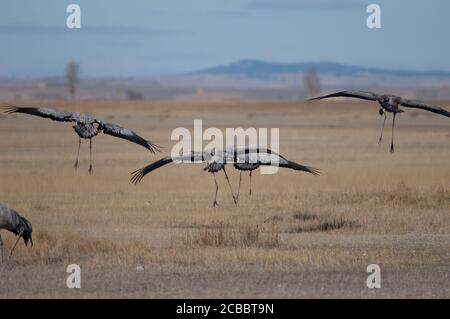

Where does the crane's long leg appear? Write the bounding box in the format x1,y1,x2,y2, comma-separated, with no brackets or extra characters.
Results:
8,235,21,260
212,173,219,207
223,167,237,205
74,137,81,169
236,172,242,203
0,233,3,264
390,113,397,153
378,112,387,144
249,171,253,196
88,138,93,174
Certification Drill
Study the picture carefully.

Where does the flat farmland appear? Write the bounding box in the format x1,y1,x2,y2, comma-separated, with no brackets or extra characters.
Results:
0,99,449,298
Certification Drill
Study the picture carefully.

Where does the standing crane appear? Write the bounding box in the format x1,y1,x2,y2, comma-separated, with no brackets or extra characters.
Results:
0,203,33,263
3,104,161,173
131,146,319,207
308,91,450,152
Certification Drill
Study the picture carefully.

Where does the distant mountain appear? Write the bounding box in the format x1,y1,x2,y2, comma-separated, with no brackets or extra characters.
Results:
193,59,450,78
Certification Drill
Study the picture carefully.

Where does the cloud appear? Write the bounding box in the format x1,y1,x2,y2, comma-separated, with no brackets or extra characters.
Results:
0,24,175,36
245,0,368,11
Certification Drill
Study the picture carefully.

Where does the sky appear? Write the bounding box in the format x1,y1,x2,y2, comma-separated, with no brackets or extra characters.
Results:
0,0,449,77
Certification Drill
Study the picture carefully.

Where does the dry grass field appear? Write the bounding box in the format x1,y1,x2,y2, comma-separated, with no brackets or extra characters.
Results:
0,99,449,298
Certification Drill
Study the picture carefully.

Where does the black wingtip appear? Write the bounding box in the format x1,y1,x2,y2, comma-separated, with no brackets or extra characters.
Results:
2,103,19,114
307,166,321,176
130,167,146,184
146,141,163,154
282,160,321,176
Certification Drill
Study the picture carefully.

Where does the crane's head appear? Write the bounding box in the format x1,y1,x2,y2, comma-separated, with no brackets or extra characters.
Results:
20,216,33,247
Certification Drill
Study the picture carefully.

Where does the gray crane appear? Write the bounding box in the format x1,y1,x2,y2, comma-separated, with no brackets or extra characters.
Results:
132,148,237,207
309,91,450,152
234,162,259,202
131,146,319,207
0,203,33,263
233,152,320,203
3,104,161,173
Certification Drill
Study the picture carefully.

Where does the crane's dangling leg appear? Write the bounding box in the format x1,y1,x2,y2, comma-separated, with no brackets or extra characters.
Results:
390,113,397,153
236,172,242,203
0,233,3,264
378,111,387,144
8,234,22,260
74,137,81,169
212,173,219,207
249,171,253,196
88,138,93,174
223,167,237,205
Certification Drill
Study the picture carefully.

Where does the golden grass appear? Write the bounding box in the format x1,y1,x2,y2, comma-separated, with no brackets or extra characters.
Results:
182,222,280,248
0,99,449,298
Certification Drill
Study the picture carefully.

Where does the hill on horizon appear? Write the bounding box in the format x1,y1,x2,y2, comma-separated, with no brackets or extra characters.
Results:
192,59,450,78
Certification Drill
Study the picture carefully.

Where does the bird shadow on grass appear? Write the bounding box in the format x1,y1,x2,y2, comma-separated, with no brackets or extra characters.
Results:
265,210,360,234
288,218,359,234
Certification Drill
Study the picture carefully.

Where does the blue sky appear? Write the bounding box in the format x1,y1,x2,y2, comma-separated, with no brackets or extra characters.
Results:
0,0,449,77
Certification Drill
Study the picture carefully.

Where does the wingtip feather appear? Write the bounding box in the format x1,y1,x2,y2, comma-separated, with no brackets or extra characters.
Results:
146,141,163,154
130,168,145,184
307,166,321,176
2,103,19,114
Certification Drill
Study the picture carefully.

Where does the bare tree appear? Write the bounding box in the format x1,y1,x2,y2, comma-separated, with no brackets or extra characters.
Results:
126,90,145,101
65,60,79,100
303,68,321,98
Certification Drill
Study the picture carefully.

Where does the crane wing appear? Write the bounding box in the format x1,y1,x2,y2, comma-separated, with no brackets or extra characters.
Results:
99,122,161,153
221,145,288,162
250,154,320,176
308,90,381,102
130,152,205,184
399,99,450,117
3,104,78,122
